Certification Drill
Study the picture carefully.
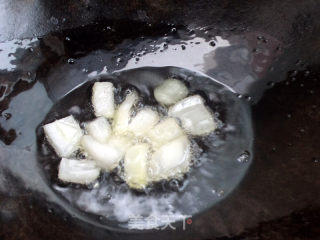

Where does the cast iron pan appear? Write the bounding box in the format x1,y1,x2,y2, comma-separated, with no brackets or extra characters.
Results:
0,1,319,239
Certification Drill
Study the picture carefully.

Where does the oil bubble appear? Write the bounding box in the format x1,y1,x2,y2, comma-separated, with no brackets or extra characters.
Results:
67,58,75,64
237,151,250,163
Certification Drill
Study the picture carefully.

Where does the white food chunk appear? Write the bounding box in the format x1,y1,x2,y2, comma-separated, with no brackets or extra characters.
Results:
85,117,111,143
149,135,191,181
113,91,138,134
58,158,100,184
147,118,184,147
168,95,216,135
81,135,122,171
107,135,133,154
128,108,159,136
92,82,115,118
124,143,150,189
154,78,188,105
43,115,83,157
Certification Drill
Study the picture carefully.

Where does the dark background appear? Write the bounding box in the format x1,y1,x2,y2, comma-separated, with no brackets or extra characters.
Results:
0,0,320,239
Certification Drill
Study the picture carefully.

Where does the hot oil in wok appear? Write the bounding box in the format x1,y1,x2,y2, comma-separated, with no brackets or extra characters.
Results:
0,20,254,230
36,66,253,229
0,10,319,237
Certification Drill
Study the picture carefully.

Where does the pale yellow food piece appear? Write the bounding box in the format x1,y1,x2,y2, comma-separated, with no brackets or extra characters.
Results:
124,143,150,189
149,135,191,181
107,134,133,155
113,91,138,134
146,117,184,147
168,95,216,135
85,117,111,143
81,135,122,171
43,115,83,157
92,82,115,118
154,78,188,105
128,108,159,136
58,158,100,184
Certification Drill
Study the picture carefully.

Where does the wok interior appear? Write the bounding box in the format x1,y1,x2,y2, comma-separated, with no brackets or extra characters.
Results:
0,1,320,239
37,67,253,230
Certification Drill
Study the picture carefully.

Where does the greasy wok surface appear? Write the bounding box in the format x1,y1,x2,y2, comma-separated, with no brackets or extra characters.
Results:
0,0,320,239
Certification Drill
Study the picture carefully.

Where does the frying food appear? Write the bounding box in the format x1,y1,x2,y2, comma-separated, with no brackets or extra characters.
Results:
43,79,217,189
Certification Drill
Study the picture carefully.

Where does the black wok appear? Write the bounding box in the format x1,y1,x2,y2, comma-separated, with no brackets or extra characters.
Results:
0,0,319,239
